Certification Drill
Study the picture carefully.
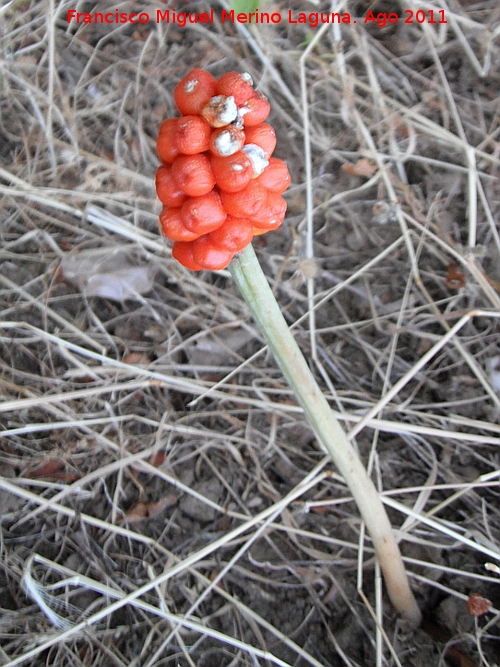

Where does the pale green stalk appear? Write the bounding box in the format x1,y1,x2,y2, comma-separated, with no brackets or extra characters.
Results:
230,243,421,628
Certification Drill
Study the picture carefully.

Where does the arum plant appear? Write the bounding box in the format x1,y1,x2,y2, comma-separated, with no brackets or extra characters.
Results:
155,68,422,627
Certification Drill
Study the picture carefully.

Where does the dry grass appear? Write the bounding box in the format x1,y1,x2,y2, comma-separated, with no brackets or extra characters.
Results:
1,0,500,665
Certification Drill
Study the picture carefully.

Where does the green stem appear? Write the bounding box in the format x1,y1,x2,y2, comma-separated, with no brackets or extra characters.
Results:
229,243,421,627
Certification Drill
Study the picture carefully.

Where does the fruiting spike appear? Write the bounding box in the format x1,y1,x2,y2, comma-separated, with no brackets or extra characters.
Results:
156,68,290,271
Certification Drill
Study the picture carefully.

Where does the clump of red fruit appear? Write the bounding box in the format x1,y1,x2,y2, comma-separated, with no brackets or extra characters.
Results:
155,68,290,270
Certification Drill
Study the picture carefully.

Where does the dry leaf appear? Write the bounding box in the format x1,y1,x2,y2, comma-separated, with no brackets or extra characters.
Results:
149,452,166,467
122,352,150,365
445,262,466,289
122,496,176,523
466,593,492,617
61,248,156,301
25,459,64,478
310,504,337,515
341,158,377,177
25,459,80,482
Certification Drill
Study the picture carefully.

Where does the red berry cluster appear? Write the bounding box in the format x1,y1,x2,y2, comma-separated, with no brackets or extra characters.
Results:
155,68,290,270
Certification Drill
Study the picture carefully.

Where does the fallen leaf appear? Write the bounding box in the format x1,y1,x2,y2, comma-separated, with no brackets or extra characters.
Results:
25,459,63,478
61,248,156,301
122,496,177,523
122,352,150,365
341,158,377,177
466,593,492,617
25,459,80,482
445,263,466,289
149,452,166,467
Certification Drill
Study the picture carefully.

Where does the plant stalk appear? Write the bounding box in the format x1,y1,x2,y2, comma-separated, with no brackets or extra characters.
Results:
229,243,421,627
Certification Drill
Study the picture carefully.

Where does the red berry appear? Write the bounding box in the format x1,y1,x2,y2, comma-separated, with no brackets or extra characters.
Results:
208,216,254,252
240,92,271,126
172,241,204,270
156,165,187,208
219,181,268,219
172,154,215,197
211,152,253,193
159,207,199,242
244,123,276,158
255,158,291,194
216,71,254,105
157,118,179,164
251,192,287,229
176,116,211,155
174,68,217,116
192,237,234,270
180,191,226,235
